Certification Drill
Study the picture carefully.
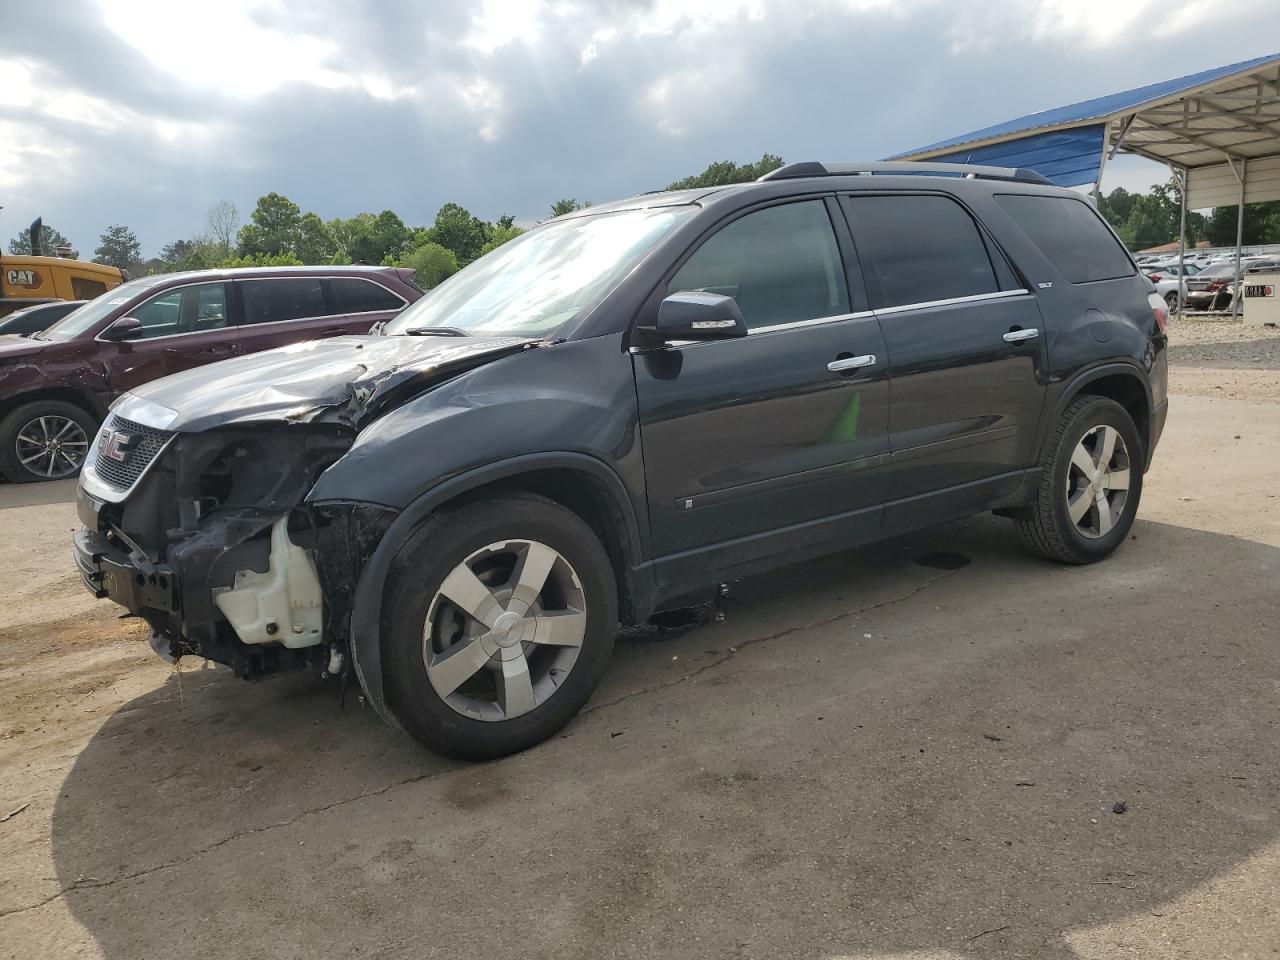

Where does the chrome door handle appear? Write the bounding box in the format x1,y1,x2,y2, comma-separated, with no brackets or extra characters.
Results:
827,354,876,373
1003,328,1040,343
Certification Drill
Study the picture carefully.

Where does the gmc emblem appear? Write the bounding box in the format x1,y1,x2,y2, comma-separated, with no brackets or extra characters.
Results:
100,428,134,463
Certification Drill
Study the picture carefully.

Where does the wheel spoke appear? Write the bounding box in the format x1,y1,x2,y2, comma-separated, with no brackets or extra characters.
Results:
426,634,494,697
530,609,587,647
18,450,46,465
438,563,504,629
505,541,558,617
1094,494,1114,535
52,419,76,440
1071,443,1095,476
39,417,52,444
496,652,537,718
1068,487,1093,524
1095,426,1117,468
1107,468,1130,491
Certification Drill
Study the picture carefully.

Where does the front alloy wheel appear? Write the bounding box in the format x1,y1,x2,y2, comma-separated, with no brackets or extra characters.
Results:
383,492,617,759
424,539,587,722
16,414,90,479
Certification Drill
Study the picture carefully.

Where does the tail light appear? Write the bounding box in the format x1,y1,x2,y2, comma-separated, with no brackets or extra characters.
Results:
1146,273,1162,282
1148,292,1169,334
1208,279,1226,292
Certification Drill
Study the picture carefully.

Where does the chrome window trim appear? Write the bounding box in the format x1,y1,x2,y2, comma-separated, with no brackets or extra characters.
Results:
91,275,406,345
873,288,1031,316
749,310,874,335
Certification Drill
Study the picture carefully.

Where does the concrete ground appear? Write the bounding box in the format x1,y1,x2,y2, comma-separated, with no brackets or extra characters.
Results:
1,322,1278,960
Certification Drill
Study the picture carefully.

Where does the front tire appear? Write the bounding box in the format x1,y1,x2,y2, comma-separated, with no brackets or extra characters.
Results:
382,492,617,760
0,400,98,483
1016,396,1144,564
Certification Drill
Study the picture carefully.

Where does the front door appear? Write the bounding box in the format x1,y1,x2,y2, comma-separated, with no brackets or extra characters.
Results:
841,193,1046,522
633,197,890,588
99,281,237,394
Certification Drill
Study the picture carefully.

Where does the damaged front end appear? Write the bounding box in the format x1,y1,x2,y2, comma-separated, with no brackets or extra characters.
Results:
76,417,393,678
73,334,533,682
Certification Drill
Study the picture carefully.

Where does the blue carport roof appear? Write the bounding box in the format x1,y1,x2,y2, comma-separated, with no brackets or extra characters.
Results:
892,51,1280,162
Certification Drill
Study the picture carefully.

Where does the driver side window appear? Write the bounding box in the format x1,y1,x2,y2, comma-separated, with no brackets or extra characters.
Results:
128,283,229,339
669,200,850,331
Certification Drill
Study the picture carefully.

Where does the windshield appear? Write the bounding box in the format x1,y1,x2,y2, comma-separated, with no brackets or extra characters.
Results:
40,276,167,340
384,206,695,338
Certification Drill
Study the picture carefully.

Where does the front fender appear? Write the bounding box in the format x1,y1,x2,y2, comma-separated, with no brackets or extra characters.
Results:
304,335,650,719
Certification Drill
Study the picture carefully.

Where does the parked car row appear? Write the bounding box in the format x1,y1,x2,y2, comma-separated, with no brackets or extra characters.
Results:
0,266,421,482
68,162,1169,758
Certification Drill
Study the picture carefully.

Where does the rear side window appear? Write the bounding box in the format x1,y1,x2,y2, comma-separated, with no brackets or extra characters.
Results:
239,278,328,325
669,200,850,330
326,277,404,313
72,278,107,299
847,195,999,309
995,194,1134,284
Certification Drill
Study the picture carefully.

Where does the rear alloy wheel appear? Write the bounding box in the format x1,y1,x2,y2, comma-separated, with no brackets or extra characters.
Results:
0,400,98,483
1016,396,1144,564
383,493,617,759
1164,290,1180,313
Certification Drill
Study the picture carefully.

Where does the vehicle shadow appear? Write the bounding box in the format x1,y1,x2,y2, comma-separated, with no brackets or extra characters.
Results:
0,476,81,508
46,516,1280,959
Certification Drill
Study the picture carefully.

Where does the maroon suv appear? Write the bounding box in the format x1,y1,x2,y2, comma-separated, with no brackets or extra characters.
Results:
0,266,421,482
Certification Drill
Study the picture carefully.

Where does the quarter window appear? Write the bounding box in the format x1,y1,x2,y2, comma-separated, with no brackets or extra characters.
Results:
847,195,1000,309
669,200,850,330
326,277,404,314
994,194,1134,284
71,278,108,299
128,282,228,338
239,278,328,325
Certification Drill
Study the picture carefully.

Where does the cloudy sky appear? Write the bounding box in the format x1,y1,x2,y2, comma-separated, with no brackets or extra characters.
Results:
3,0,1278,258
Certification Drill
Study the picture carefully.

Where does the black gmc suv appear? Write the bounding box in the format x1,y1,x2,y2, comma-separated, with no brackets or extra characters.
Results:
74,162,1169,759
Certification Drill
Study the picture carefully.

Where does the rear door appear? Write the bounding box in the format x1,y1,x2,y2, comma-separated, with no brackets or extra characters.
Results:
231,276,401,356
99,281,237,393
842,192,1046,520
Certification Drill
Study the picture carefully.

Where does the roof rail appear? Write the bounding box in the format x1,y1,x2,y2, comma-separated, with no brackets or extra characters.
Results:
758,161,1053,186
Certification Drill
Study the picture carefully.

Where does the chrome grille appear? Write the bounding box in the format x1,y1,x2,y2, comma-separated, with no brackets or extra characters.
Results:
93,414,173,490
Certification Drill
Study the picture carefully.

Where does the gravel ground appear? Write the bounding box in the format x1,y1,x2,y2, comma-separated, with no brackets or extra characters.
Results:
1167,317,1280,370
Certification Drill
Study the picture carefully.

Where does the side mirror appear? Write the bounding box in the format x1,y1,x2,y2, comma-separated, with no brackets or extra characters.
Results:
101,316,143,342
638,292,748,346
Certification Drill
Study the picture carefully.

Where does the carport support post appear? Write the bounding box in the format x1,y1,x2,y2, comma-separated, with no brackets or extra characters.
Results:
1176,166,1187,311
1232,158,1247,320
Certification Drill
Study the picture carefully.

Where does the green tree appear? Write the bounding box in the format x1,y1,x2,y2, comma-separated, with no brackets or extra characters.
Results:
296,212,337,264
8,223,77,258
666,153,784,190
218,251,304,268
477,224,525,258
93,224,142,269
400,242,459,289
349,209,409,264
427,203,491,264
237,192,303,257
496,214,516,230
549,198,589,218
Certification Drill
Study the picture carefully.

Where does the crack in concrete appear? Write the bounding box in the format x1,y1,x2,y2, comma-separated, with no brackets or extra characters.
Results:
0,764,457,920
1,567,959,918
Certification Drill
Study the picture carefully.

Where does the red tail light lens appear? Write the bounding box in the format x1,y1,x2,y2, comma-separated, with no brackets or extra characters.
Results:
1146,273,1162,282
1208,279,1226,291
1148,292,1169,334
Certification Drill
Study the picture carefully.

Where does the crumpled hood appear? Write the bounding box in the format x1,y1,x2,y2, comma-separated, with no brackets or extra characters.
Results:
0,334,49,359
127,334,535,432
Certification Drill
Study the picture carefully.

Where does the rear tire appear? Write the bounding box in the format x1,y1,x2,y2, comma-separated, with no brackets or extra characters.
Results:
1164,290,1180,313
382,492,617,760
0,400,98,483
1016,396,1144,564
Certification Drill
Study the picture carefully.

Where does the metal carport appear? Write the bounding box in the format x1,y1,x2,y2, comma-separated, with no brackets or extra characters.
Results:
891,52,1280,318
